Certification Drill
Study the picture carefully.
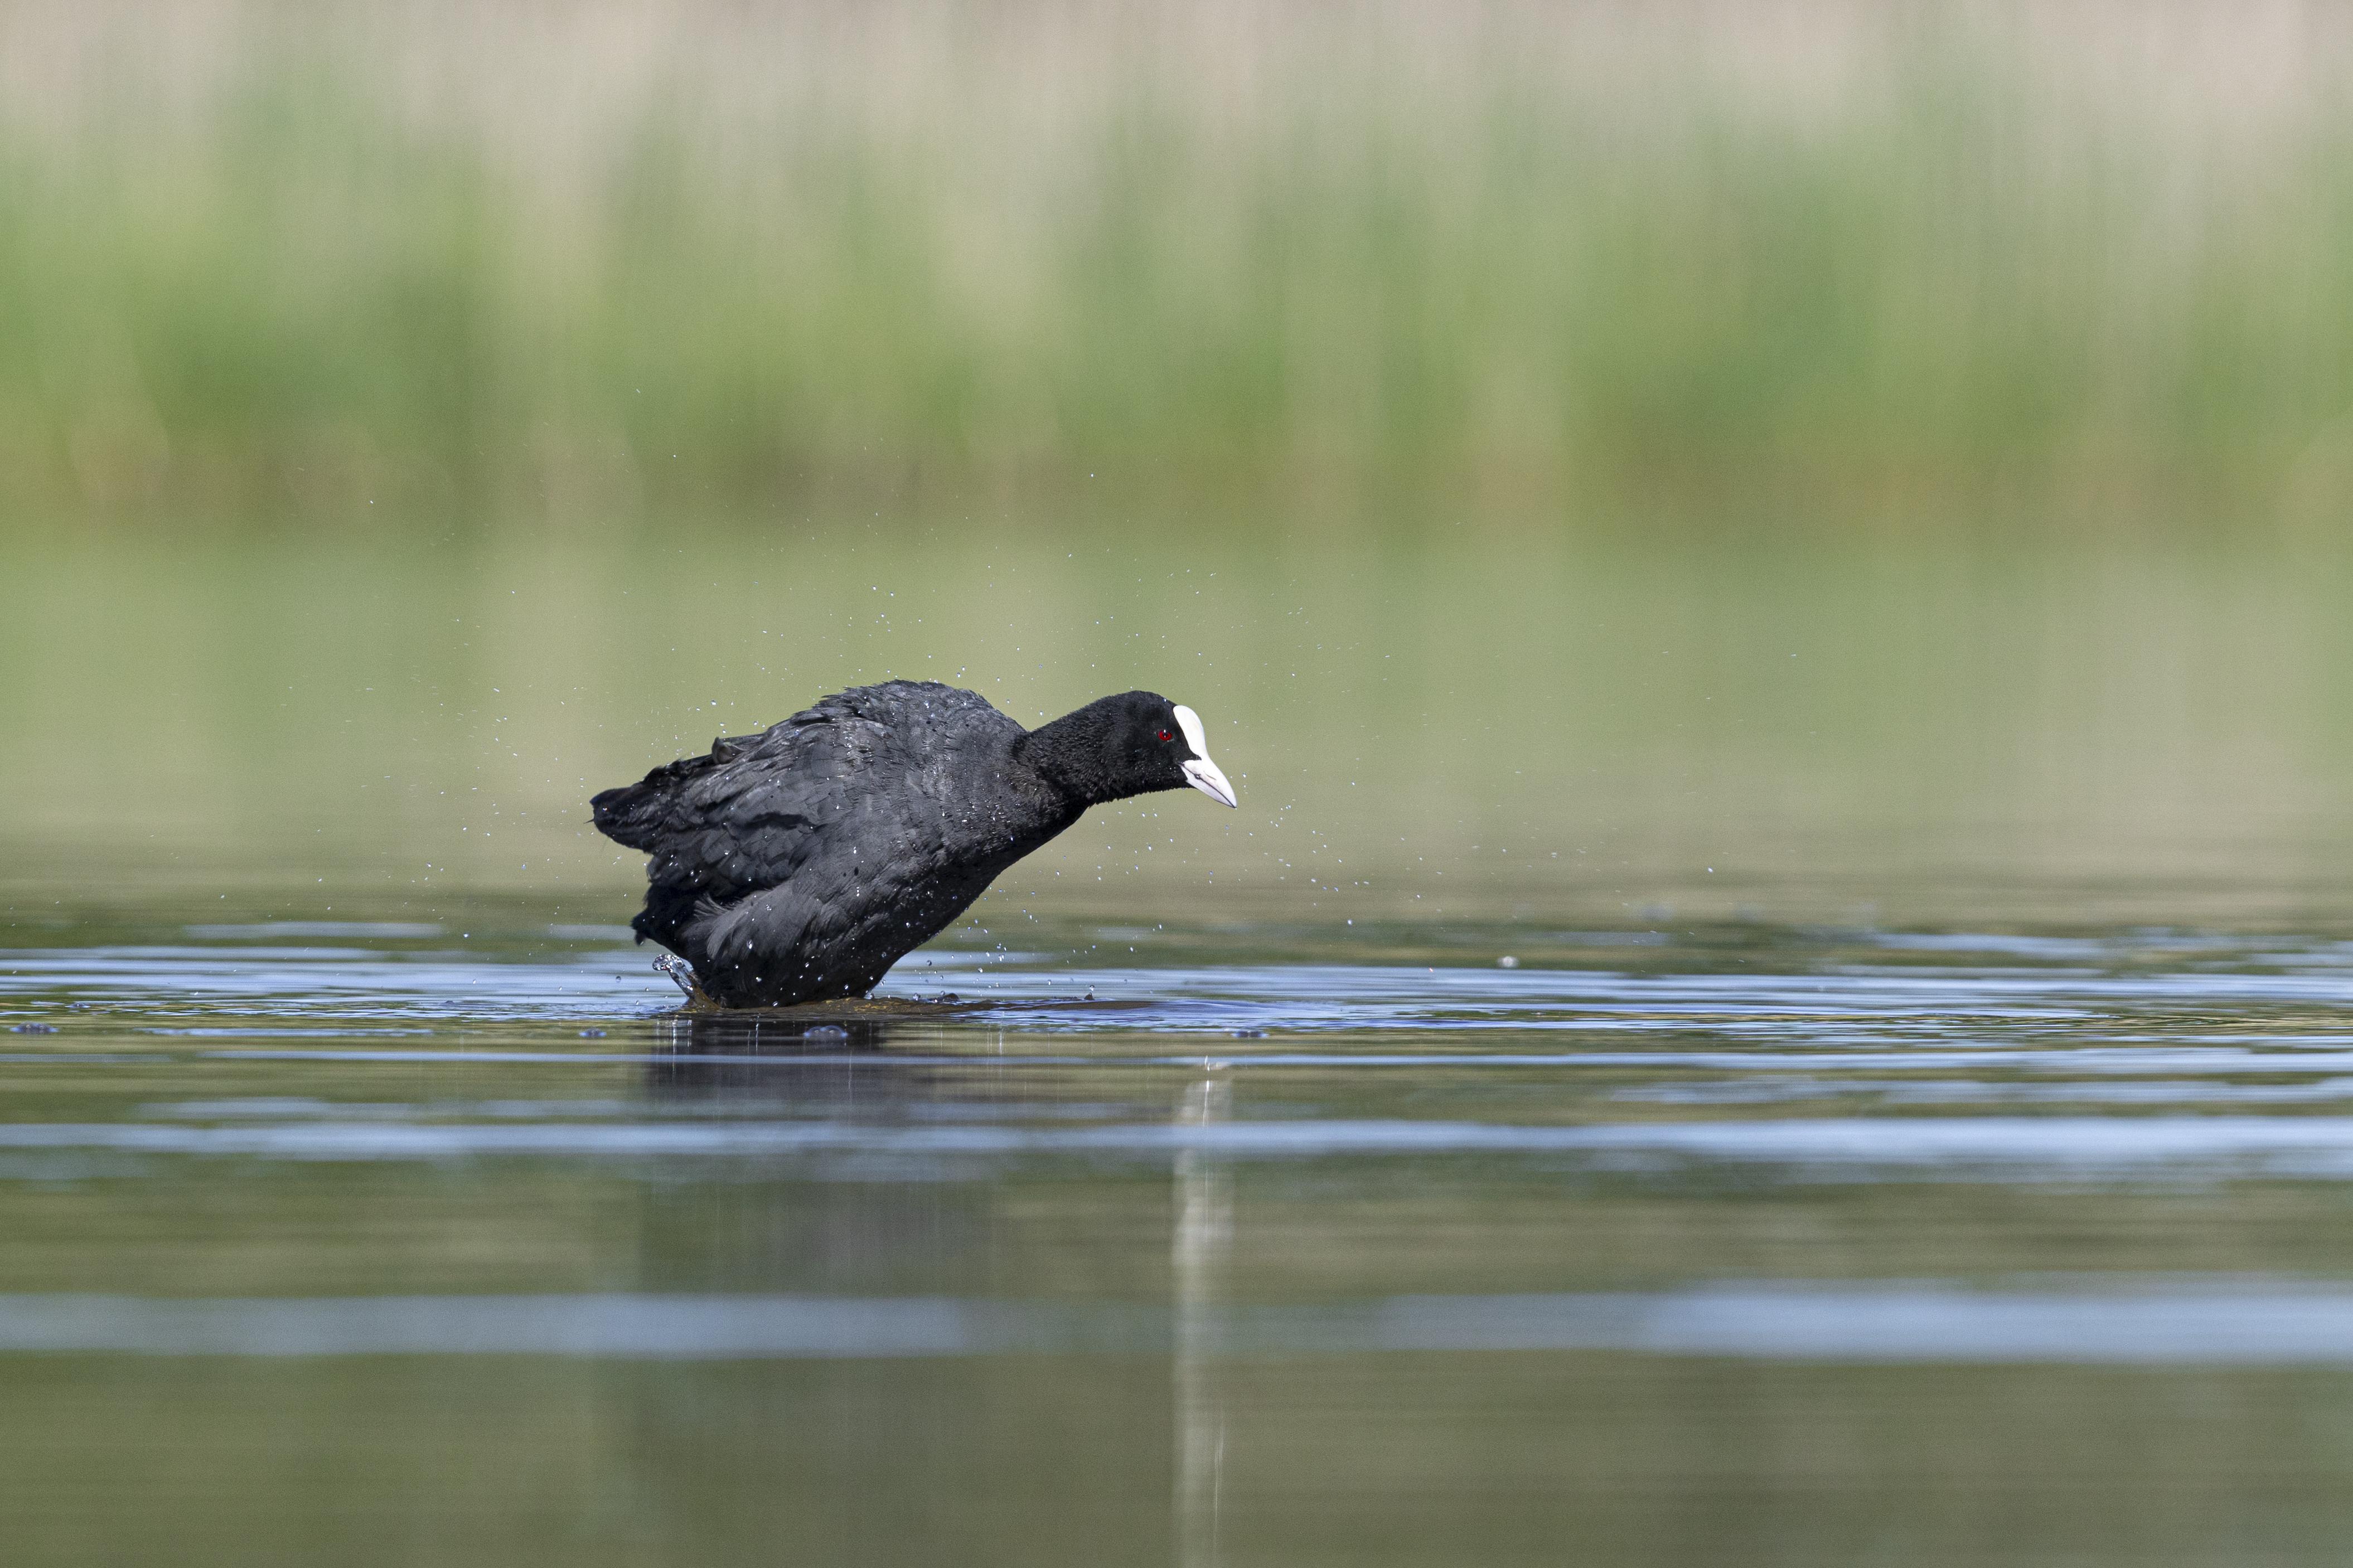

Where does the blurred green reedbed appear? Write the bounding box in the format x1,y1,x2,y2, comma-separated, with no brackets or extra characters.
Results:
3,1,2352,525
9,525,2353,936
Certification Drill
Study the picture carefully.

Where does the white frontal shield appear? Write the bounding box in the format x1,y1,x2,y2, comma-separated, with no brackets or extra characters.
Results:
1172,704,1237,807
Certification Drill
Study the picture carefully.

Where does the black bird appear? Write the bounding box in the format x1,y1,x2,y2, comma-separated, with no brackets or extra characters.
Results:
591,682,1237,1008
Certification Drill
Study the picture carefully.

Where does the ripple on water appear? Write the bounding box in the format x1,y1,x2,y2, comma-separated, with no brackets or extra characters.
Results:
2,1112,2353,1185
3,1283,2353,1364
11,928,2353,1192
11,930,2353,1032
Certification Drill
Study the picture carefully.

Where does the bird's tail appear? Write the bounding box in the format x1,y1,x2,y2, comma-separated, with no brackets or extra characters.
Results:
589,758,704,850
592,733,767,850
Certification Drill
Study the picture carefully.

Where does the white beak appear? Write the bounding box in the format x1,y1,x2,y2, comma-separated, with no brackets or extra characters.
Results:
1183,755,1238,808
1172,703,1237,807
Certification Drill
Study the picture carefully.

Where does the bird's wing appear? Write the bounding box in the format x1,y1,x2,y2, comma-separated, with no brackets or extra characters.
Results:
592,698,884,914
589,682,1018,948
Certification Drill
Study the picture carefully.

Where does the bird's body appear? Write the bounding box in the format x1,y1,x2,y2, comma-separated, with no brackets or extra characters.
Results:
592,681,1234,1008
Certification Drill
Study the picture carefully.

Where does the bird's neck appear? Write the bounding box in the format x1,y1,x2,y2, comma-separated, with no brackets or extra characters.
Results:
1015,700,1127,807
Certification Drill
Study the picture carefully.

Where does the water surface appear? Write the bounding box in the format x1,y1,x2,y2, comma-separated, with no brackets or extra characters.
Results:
10,873,2353,1566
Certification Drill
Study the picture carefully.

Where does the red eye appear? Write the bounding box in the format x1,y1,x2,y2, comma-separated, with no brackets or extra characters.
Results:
1155,729,1175,742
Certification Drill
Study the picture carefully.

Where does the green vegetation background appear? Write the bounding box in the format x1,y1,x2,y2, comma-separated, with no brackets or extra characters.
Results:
6,3,2350,533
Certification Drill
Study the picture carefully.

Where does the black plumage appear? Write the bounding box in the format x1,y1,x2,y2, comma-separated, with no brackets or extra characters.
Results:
592,681,1237,1007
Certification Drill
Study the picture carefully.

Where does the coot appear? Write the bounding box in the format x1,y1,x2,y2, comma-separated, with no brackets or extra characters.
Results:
592,682,1237,1007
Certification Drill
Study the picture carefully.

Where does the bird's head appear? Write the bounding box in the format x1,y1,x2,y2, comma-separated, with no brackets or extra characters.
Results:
1027,691,1238,808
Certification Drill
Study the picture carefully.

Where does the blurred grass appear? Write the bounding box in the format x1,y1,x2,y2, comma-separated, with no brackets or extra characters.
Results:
2,2,2351,531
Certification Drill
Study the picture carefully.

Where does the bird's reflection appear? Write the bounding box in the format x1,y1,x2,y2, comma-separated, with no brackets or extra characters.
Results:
633,1010,1001,1298
643,1010,898,1100
623,1008,1234,1560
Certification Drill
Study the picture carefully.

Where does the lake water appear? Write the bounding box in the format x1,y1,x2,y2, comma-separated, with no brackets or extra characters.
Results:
12,879,2353,1565
9,531,2353,1563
